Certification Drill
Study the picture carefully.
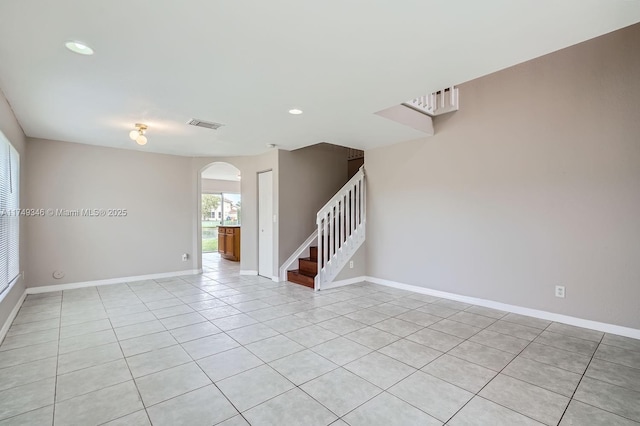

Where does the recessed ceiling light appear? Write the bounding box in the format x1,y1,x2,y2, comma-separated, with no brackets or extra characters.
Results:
288,108,303,115
65,41,94,55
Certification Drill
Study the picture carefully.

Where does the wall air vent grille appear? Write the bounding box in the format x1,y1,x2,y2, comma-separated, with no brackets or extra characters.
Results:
187,119,224,130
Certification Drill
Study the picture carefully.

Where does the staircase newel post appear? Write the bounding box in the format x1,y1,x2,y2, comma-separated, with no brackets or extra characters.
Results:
362,169,366,227
316,217,322,291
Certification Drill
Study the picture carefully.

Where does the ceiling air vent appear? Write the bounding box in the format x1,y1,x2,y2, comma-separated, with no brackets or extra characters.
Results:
187,118,224,130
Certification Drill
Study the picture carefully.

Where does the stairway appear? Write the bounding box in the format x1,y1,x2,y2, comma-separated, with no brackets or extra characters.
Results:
287,246,318,288
281,166,365,290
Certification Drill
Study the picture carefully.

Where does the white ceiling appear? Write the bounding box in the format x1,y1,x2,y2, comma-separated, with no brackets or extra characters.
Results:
1,1,639,157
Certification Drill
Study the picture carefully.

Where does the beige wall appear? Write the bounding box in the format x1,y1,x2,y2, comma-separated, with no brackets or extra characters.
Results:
201,178,240,194
278,144,348,266
25,138,194,287
365,24,640,328
23,142,280,287
0,90,27,329
348,158,364,179
192,151,279,276
334,244,366,281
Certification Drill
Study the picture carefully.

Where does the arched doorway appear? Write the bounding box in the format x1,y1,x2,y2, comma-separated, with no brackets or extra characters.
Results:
199,162,241,272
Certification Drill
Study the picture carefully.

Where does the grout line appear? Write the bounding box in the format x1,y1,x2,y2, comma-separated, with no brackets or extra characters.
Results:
50,288,63,425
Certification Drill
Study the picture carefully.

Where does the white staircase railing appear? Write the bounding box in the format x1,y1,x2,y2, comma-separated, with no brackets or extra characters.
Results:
403,86,459,116
316,166,366,290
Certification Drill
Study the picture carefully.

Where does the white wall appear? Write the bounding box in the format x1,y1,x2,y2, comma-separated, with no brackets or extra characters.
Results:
0,90,28,329
365,24,640,329
25,138,194,287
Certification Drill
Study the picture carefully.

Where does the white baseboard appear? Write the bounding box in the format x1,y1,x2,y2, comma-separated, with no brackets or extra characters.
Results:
364,276,640,340
321,276,366,290
271,276,281,282
26,269,203,295
240,270,258,276
0,289,27,344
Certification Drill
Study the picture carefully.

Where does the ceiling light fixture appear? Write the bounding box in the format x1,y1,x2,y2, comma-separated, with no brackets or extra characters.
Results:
129,123,148,145
64,41,94,55
288,108,303,115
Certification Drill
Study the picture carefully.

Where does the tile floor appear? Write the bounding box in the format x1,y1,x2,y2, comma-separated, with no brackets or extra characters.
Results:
1,253,639,425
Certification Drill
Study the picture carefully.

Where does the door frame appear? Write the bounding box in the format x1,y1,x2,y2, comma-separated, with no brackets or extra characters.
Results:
257,169,274,278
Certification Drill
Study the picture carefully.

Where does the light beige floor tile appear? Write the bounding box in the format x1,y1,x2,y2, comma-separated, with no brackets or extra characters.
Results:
560,400,639,426
57,341,123,374
345,352,416,389
244,388,337,426
301,368,381,417
135,362,211,407
0,405,53,426
198,346,264,382
217,365,295,412
147,385,237,426
101,410,151,426
269,349,338,386
56,359,132,402
389,371,472,422
54,381,143,425
126,345,192,378
0,357,57,392
344,392,441,426
0,378,55,421
449,396,544,426
378,339,442,369
479,374,570,426
422,354,496,393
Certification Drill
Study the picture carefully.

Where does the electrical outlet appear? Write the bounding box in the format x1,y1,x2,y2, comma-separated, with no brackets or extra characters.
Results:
349,260,354,269
182,253,189,261
555,285,565,298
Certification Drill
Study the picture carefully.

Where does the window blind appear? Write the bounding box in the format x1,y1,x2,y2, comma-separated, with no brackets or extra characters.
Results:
0,132,19,296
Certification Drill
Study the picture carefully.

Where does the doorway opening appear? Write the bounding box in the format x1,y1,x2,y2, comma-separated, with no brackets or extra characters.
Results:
200,162,241,265
201,192,241,252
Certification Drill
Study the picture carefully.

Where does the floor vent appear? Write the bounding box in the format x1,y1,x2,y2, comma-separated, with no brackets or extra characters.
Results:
187,119,224,130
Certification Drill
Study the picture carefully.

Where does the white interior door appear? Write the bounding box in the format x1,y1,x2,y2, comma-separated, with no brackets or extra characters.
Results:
258,170,273,278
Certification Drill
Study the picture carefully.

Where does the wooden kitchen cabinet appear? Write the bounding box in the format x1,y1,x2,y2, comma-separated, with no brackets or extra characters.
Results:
217,226,240,261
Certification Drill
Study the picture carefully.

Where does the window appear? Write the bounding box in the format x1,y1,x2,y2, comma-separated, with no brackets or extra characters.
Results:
0,131,19,296
222,193,241,226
